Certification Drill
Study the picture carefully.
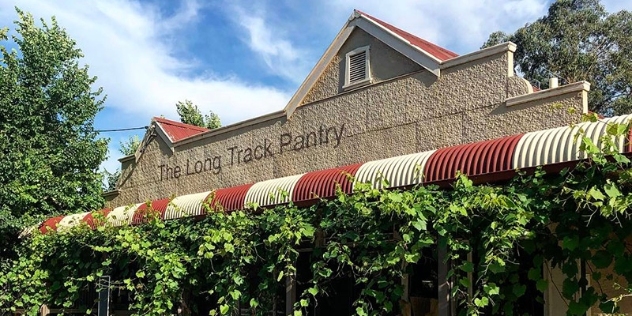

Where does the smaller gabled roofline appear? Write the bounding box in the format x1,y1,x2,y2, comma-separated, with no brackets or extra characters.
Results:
151,116,209,147
152,117,209,133
176,110,286,147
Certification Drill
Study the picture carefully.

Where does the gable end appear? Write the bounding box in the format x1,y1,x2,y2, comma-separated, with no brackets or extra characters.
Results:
284,10,456,118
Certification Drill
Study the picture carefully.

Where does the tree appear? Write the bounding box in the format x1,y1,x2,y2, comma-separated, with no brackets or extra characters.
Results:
120,134,140,156
102,168,120,192
102,135,141,191
176,100,222,129
0,10,107,256
482,0,632,115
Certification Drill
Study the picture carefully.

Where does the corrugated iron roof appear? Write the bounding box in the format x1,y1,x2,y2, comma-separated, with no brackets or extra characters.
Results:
132,198,171,225
209,183,254,212
424,134,522,183
514,116,632,169
82,208,111,229
356,10,458,62
39,216,65,234
354,151,435,190
245,174,304,208
292,164,362,203
106,203,142,227
164,191,212,220
153,117,209,143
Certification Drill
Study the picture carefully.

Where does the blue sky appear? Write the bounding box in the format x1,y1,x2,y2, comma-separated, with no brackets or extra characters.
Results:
0,0,628,174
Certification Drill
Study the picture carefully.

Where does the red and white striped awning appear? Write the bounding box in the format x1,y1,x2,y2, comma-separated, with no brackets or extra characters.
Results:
32,115,632,234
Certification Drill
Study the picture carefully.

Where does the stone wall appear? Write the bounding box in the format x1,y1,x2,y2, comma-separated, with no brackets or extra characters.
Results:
108,45,587,207
301,28,422,105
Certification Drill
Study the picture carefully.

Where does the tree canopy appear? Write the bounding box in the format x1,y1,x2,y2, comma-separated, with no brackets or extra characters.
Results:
101,136,141,192
0,10,107,256
119,135,140,156
483,0,632,115
176,100,221,129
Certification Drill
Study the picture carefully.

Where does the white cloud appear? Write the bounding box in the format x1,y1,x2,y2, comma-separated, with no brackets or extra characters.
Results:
322,0,550,52
0,0,292,174
0,0,291,125
229,5,310,84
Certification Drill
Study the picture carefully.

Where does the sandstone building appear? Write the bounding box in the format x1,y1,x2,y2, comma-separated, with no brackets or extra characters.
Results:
38,10,628,316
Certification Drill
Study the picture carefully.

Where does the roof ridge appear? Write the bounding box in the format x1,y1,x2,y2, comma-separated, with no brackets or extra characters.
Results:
153,117,209,132
355,9,458,61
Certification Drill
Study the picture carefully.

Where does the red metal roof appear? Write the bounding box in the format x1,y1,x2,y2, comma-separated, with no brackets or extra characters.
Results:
154,117,209,143
292,163,363,203
356,10,458,62
132,198,171,225
39,215,65,234
209,183,255,212
82,208,111,229
424,134,522,183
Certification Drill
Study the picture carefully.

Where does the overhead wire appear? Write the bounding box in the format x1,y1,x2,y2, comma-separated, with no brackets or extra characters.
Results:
95,126,148,133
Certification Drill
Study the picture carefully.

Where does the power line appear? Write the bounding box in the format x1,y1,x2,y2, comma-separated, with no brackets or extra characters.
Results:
95,126,148,133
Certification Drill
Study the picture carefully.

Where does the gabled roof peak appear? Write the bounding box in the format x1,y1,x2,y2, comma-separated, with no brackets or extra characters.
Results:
152,117,208,143
353,9,458,62
284,9,460,117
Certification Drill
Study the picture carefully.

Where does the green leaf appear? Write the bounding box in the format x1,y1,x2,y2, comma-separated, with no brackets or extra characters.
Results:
230,290,241,300
512,284,526,297
308,287,318,296
483,283,500,296
459,278,470,288
592,250,613,269
567,301,589,316
528,267,541,281
563,235,579,251
388,192,402,203
489,262,505,273
587,187,605,201
474,297,489,307
536,279,548,292
219,304,230,315
599,300,616,313
412,219,427,231
592,272,601,281
604,181,622,198
460,261,474,273
562,279,580,299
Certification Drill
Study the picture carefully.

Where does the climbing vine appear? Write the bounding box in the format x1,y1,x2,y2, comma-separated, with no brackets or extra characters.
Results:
2,114,632,316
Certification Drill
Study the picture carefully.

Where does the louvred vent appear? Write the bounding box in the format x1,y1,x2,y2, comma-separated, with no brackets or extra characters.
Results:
349,51,367,83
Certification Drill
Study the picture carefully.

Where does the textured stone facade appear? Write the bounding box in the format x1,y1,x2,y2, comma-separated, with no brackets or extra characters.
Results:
301,28,422,105
108,40,588,208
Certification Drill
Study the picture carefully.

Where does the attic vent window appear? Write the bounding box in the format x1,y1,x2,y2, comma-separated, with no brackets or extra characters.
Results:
344,46,371,89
